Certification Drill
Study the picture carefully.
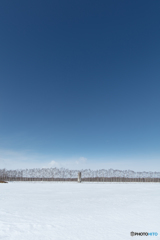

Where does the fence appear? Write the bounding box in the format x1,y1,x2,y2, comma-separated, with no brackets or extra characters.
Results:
1,176,160,182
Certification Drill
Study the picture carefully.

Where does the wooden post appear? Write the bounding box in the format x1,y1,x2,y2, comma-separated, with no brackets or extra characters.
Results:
78,172,81,183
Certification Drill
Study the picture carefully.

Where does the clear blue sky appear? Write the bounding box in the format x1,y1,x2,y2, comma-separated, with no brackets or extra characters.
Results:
0,0,160,170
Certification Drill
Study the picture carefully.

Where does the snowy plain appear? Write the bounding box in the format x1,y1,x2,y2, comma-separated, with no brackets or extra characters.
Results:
0,182,160,240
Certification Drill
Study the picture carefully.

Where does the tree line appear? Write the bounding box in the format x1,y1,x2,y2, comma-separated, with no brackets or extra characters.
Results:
0,168,160,181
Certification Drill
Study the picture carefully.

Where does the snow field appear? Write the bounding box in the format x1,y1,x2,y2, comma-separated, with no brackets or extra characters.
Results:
0,182,160,240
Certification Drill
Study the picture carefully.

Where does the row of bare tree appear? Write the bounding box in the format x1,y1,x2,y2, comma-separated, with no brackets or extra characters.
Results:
0,168,160,181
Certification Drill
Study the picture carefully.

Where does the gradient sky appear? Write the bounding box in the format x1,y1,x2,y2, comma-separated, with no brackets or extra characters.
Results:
0,0,160,170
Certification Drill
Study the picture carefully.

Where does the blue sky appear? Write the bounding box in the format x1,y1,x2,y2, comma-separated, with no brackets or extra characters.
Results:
0,0,160,170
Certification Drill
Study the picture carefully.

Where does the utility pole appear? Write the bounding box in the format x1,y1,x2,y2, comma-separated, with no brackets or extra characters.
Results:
78,172,81,183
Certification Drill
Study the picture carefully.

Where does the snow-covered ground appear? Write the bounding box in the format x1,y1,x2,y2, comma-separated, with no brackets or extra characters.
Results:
0,182,160,240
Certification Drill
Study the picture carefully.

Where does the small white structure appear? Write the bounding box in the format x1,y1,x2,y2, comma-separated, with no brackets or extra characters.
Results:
78,172,81,183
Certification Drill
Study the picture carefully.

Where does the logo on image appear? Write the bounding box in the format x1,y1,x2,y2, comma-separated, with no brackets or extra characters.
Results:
130,231,158,236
